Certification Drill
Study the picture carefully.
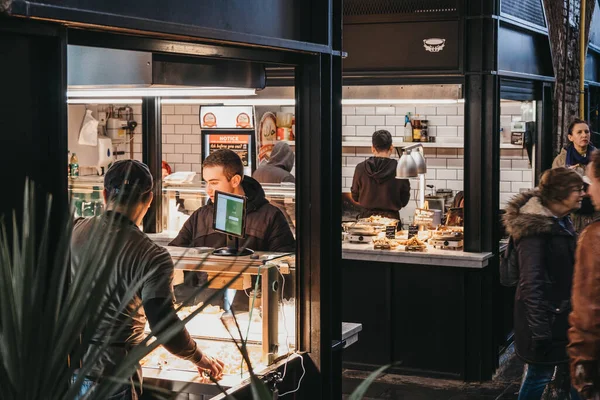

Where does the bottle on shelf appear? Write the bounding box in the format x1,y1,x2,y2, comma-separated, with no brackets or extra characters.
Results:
420,119,429,142
403,113,413,142
70,153,79,178
412,115,422,142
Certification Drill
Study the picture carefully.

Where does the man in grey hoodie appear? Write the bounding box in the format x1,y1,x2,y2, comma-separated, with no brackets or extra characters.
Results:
253,142,295,184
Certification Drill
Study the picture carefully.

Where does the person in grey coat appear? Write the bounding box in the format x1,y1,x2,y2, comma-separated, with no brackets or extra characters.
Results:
253,142,295,184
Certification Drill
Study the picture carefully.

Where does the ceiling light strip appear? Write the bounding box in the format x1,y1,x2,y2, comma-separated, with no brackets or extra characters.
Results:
161,99,463,105
67,98,143,104
66,88,256,98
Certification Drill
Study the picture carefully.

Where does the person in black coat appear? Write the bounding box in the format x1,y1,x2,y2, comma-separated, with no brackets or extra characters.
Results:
503,167,585,399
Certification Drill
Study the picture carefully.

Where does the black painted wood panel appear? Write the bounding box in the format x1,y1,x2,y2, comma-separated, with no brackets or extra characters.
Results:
342,260,393,367
343,20,461,72
391,263,465,376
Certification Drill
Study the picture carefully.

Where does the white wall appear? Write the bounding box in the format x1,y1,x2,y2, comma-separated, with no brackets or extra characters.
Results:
67,104,143,174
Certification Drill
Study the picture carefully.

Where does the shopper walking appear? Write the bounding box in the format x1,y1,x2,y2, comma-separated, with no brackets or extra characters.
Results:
568,150,600,400
553,118,599,232
503,168,585,399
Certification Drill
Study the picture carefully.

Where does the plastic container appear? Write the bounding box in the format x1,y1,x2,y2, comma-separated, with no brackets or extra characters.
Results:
403,114,413,142
70,153,79,177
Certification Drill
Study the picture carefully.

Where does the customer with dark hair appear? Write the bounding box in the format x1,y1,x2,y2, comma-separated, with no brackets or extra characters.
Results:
351,130,411,220
71,160,224,399
568,150,600,400
169,149,295,313
503,167,584,399
553,118,599,231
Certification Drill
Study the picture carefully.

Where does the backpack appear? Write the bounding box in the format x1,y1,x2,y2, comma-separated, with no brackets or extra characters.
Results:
499,236,519,287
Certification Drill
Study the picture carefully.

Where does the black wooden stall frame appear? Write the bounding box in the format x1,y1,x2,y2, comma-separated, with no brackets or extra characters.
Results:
0,0,343,396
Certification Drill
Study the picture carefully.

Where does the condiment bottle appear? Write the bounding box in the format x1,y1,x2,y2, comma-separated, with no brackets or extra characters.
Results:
70,153,79,177
420,119,429,142
403,113,413,142
412,115,422,142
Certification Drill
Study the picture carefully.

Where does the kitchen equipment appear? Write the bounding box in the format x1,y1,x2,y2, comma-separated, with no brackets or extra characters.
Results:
424,196,445,213
430,238,464,250
430,230,464,250
510,121,526,146
96,136,114,175
107,117,128,142
346,234,376,244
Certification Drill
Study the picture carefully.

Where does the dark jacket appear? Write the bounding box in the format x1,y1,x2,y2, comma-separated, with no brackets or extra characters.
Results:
169,176,295,252
503,190,578,364
253,142,295,184
351,157,410,220
568,220,600,395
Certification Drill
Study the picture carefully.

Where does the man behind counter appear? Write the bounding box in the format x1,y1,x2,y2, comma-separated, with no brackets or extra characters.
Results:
169,149,295,312
71,160,224,399
351,130,411,220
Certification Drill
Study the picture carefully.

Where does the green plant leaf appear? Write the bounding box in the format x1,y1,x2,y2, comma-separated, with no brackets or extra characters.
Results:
347,362,401,400
250,375,273,400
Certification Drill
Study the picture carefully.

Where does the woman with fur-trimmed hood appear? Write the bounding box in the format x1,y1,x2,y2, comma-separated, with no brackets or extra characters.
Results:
503,167,584,399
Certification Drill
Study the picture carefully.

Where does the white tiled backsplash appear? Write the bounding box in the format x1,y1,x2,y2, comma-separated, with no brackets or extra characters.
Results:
340,101,534,217
67,104,143,171
68,101,532,209
161,105,297,175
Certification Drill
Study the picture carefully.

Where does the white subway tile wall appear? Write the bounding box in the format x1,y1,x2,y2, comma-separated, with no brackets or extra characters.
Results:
151,100,532,213
338,101,533,220
162,105,202,173
499,101,534,206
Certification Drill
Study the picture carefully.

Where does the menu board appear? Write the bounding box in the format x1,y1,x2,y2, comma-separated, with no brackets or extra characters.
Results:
413,208,436,227
207,134,250,167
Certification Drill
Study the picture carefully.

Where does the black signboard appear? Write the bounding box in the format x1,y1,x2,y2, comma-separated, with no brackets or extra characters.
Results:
408,225,419,239
9,0,323,47
343,20,461,73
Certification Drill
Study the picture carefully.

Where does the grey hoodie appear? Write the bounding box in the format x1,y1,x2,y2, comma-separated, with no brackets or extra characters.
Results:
253,142,295,184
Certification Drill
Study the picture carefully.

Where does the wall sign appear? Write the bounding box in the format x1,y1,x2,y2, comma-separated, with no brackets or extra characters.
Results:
207,134,250,167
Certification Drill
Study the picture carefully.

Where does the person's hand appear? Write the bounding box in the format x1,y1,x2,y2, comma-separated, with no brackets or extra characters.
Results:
196,353,225,381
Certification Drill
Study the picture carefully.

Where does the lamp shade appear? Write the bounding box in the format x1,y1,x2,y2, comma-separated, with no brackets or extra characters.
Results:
410,149,427,174
396,149,418,178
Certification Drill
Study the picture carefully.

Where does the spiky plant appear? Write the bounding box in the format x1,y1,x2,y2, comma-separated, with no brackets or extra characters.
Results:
0,180,387,400
0,181,274,399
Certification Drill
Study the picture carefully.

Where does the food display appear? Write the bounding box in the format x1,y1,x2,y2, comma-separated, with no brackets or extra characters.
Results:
343,214,466,253
398,236,427,252
373,237,400,250
141,339,266,376
141,299,296,380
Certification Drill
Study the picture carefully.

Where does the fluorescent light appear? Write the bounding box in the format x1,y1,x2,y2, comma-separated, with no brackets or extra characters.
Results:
67,98,143,104
342,99,460,105
67,87,257,98
161,98,462,106
161,98,296,106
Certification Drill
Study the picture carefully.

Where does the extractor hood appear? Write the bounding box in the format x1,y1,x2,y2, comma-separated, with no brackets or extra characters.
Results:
67,45,266,92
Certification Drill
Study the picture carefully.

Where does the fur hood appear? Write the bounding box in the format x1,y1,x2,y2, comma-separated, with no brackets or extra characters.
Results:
503,190,556,240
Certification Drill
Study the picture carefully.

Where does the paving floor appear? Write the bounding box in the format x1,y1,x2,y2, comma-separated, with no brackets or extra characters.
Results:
342,346,524,400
